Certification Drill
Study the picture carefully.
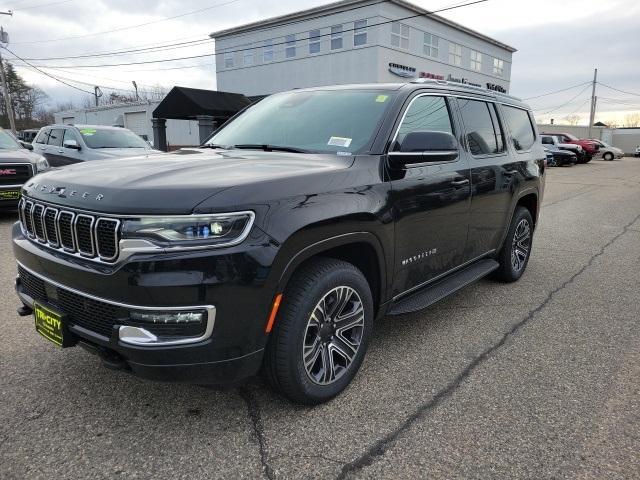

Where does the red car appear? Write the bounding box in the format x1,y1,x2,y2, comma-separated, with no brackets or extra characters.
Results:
541,132,600,162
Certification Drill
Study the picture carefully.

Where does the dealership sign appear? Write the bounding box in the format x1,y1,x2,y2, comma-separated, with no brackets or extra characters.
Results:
388,63,416,78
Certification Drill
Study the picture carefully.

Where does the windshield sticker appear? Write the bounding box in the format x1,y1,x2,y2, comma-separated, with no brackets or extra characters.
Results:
328,136,352,148
375,95,389,103
79,128,97,136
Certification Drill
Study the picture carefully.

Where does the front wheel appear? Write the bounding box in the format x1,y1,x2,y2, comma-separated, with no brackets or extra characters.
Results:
603,152,614,161
492,206,534,282
264,258,373,404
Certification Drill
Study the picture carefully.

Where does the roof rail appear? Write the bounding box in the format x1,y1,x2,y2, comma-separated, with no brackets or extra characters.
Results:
409,78,522,102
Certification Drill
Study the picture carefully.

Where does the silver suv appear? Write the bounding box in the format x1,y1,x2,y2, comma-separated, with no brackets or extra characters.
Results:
33,124,159,167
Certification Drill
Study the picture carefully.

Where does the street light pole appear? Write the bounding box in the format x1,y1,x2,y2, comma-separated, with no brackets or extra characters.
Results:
0,13,17,135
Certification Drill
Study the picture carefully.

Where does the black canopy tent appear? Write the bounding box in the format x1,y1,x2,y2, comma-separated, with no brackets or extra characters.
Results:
151,86,252,150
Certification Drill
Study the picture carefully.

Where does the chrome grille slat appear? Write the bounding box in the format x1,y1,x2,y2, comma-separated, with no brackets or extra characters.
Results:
18,197,120,263
44,207,59,247
74,214,95,257
32,204,46,242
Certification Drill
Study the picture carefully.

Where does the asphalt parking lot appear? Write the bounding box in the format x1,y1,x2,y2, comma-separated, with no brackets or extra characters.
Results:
2,157,639,480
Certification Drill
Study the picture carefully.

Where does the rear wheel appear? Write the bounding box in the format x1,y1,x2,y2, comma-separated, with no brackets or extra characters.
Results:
264,258,373,404
492,206,533,283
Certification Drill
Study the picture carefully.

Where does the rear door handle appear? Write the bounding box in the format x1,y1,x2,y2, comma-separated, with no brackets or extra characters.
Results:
503,170,519,176
450,178,469,187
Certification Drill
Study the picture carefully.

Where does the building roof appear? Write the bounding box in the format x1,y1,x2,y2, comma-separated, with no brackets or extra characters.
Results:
209,0,516,53
152,86,252,120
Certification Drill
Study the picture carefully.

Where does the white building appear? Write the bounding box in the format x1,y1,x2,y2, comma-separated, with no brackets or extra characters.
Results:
211,0,516,96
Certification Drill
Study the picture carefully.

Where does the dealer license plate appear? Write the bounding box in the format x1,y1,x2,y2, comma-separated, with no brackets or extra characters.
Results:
0,189,21,200
34,302,66,347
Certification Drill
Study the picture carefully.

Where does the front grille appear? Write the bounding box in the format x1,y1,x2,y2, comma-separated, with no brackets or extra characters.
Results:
0,163,32,186
19,197,121,263
18,266,207,339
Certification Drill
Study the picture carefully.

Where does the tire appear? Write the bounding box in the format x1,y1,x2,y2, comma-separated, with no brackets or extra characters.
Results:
492,206,534,283
603,152,614,161
264,258,373,405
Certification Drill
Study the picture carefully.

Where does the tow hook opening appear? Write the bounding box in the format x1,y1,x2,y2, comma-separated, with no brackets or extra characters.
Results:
78,341,131,372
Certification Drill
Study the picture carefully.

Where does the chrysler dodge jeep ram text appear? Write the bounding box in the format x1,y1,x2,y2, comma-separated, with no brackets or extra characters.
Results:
13,81,545,404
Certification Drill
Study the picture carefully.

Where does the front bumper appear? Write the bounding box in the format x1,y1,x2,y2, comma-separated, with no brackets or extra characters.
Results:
12,221,280,384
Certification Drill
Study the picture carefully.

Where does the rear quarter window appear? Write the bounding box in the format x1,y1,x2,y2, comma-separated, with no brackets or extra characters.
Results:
502,106,536,151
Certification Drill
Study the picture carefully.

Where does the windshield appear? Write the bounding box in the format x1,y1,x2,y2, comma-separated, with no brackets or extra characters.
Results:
78,127,149,149
0,128,21,150
207,89,396,154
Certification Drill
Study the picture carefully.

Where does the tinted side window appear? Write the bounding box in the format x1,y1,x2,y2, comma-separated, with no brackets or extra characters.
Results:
47,129,64,147
502,106,535,151
395,96,453,148
458,99,504,155
35,129,49,144
541,137,553,145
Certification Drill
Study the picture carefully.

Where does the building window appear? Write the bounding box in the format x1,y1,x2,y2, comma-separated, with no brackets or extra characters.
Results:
493,58,504,76
354,19,367,46
391,22,409,49
263,39,274,62
423,32,438,57
449,42,462,66
309,29,321,54
243,49,253,66
470,50,482,71
331,25,343,50
285,34,296,58
224,50,234,68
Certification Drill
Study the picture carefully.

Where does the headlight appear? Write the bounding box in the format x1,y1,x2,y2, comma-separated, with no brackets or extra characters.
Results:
121,211,255,247
36,156,49,172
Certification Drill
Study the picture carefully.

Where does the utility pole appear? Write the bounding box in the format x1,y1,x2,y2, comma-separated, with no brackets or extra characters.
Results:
588,68,597,138
93,86,102,107
132,81,139,101
0,12,17,135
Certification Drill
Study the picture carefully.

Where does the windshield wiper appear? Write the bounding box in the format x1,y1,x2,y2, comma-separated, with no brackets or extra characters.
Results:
200,144,228,149
232,144,309,153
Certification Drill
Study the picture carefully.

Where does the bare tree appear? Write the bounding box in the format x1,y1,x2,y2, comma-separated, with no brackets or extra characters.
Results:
603,119,619,128
623,113,640,128
564,114,581,125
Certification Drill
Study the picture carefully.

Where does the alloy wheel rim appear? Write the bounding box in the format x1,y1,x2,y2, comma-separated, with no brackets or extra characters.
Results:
511,218,531,272
302,286,365,385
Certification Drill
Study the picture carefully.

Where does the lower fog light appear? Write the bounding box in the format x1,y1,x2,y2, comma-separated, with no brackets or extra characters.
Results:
129,311,205,324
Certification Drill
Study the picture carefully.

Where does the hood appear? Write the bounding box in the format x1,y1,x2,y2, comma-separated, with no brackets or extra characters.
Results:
22,148,354,215
90,147,157,159
0,148,44,164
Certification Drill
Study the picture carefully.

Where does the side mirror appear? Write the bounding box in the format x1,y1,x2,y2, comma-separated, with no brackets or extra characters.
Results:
19,140,33,151
63,139,81,150
389,131,459,166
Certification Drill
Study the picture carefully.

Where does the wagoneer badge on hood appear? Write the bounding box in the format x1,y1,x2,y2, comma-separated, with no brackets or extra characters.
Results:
27,182,104,201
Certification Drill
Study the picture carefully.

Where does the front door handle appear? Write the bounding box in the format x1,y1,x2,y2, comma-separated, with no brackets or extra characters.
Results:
450,178,470,187
503,170,519,176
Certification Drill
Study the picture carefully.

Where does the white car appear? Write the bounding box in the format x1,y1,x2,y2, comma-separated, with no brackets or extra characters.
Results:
635,145,640,157
591,139,624,161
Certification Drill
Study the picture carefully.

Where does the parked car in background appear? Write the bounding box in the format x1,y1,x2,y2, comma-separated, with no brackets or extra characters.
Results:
33,124,159,167
541,132,599,163
635,145,640,157
589,139,624,161
17,129,40,144
0,128,49,210
540,135,578,166
545,134,586,162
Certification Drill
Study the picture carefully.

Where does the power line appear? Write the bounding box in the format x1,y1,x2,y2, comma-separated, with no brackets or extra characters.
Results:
597,81,640,98
19,0,490,69
1,46,93,94
13,0,74,11
18,37,214,61
522,81,591,101
537,84,592,115
11,0,243,44
16,0,390,61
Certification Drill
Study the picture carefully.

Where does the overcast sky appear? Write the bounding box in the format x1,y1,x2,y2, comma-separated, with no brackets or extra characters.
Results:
3,0,639,124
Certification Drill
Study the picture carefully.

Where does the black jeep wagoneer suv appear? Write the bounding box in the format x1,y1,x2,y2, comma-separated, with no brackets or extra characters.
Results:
13,80,545,404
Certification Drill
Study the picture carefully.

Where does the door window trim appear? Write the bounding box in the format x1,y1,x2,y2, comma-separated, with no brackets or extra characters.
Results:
457,98,508,159
388,92,458,162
